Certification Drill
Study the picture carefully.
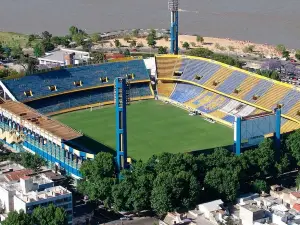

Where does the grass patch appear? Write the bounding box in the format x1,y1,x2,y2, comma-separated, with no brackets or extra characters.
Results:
53,100,233,161
0,32,29,48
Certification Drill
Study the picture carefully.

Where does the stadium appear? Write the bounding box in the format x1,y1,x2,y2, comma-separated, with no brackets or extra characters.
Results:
0,54,299,178
0,1,299,179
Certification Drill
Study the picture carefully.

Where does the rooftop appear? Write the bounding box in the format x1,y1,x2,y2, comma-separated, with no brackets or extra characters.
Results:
198,199,223,212
4,169,33,182
241,203,264,213
15,185,71,203
38,48,90,63
0,101,82,141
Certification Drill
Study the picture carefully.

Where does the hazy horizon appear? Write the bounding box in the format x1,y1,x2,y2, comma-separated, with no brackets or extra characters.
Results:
0,0,300,48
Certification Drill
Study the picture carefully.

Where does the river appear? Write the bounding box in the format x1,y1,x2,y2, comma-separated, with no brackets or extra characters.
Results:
0,0,300,48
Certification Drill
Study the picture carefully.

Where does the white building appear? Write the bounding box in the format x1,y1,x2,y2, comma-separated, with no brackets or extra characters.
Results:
0,176,72,224
38,48,90,67
239,204,269,225
197,199,223,219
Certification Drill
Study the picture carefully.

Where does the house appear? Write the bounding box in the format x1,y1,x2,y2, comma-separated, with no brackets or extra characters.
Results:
0,176,73,224
38,48,90,67
197,199,223,219
239,204,270,225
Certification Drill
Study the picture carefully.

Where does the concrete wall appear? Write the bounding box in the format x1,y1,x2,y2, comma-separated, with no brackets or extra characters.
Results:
239,207,253,225
13,196,26,213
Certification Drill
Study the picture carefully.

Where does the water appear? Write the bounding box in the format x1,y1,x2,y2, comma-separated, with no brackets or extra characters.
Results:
0,0,300,48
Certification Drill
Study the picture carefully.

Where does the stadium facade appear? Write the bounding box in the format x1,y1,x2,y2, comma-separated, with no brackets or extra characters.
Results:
0,56,299,178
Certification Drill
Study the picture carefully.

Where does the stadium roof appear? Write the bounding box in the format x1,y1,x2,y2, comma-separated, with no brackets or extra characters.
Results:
0,101,81,141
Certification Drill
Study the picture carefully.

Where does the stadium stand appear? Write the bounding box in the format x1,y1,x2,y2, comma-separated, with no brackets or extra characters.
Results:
155,55,300,133
1,59,149,102
26,83,152,115
156,56,182,97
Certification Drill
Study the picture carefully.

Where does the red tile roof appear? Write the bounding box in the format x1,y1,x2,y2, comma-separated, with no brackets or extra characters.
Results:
4,169,33,182
291,192,300,198
293,204,300,212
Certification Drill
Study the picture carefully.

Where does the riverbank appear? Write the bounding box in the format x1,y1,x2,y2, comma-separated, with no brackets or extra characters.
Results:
0,30,293,59
94,34,288,59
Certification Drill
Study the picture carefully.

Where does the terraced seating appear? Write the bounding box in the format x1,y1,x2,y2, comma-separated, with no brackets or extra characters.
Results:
26,83,152,114
217,71,248,94
181,60,220,84
231,76,261,99
3,60,149,102
285,101,300,119
156,57,182,78
243,80,273,103
281,120,300,133
255,84,291,109
223,115,235,123
157,81,176,97
278,90,300,114
170,83,204,103
203,67,234,89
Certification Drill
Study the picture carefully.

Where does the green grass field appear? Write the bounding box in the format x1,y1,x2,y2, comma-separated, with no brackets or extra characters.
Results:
53,100,233,161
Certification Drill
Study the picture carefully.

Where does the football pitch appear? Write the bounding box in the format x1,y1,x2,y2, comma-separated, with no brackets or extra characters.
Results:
53,100,233,161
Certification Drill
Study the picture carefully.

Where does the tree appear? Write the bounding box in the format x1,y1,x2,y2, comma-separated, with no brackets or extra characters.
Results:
90,52,105,64
33,43,44,57
18,152,46,172
196,36,204,44
182,42,190,50
69,26,79,36
190,42,196,47
51,36,62,46
295,50,300,61
72,33,85,46
204,167,240,202
276,44,286,53
130,40,137,48
10,45,23,59
188,48,213,58
41,31,52,41
132,29,139,38
2,210,33,225
78,152,116,206
282,50,290,59
90,33,100,43
28,34,36,42
243,45,255,53
158,46,168,54
296,173,300,190
252,179,268,193
147,35,156,48
60,36,70,47
114,39,121,48
124,49,130,57
286,130,300,166
41,39,55,52
32,204,67,225
151,171,199,215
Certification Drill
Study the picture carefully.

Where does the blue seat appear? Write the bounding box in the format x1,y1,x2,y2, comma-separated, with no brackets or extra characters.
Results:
26,83,152,114
278,90,300,114
243,80,273,102
170,83,204,103
3,60,149,102
217,71,247,94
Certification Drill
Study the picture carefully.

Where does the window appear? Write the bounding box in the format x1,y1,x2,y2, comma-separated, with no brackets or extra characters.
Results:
126,73,135,80
24,90,33,97
48,85,57,91
100,77,109,83
173,71,183,77
73,81,82,87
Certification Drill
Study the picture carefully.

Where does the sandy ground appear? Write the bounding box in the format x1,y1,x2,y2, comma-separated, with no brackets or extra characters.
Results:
94,35,291,59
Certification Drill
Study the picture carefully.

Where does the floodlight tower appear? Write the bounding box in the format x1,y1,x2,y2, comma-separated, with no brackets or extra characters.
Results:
168,0,179,54
114,77,130,175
